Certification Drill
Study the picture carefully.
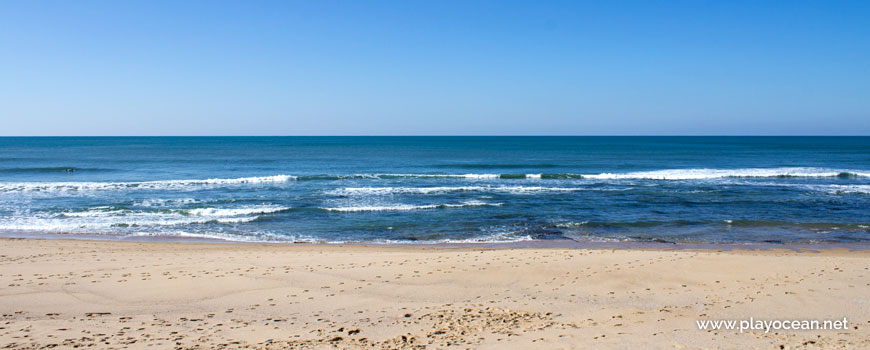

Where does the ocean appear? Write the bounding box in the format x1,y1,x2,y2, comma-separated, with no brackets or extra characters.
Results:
0,136,868,244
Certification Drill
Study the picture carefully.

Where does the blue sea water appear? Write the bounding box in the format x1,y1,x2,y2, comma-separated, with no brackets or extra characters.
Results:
0,136,868,244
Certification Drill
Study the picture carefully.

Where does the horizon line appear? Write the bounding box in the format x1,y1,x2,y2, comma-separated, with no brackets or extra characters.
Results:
1,135,869,138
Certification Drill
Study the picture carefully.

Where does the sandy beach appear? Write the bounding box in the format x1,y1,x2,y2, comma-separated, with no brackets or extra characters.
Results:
0,238,867,349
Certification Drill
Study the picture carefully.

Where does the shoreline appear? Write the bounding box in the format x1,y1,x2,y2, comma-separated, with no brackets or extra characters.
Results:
2,231,870,251
1,237,868,348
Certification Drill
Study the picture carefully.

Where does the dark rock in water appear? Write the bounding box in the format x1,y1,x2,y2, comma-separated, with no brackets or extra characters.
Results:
837,172,857,179
629,236,677,244
530,229,568,240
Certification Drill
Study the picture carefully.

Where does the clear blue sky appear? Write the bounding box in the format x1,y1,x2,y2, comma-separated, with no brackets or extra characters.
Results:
1,1,868,135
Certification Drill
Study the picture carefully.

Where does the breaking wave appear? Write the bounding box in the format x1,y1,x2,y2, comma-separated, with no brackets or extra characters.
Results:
582,167,869,180
328,186,587,196
323,201,501,212
2,168,866,194
0,205,290,232
0,175,295,193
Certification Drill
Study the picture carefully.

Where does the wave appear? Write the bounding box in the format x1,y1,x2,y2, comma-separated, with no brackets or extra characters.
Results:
0,175,295,193
302,168,869,181
816,184,870,194
433,163,561,169
582,167,869,180
328,186,587,196
732,182,870,195
360,233,537,244
553,219,870,231
295,174,378,181
323,200,501,212
1,167,867,194
322,168,868,180
122,231,536,244
0,204,292,232
553,221,590,228
186,206,291,216
0,214,257,232
134,198,202,207
58,205,291,218
297,174,545,180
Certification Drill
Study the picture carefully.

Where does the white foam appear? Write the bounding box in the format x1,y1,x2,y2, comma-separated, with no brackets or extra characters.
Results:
0,215,260,232
497,186,583,193
323,201,501,212
329,186,585,196
325,204,438,212
375,174,501,179
2,204,290,232
460,173,501,179
368,173,504,179
2,168,864,195
820,184,870,194
58,205,290,218
358,233,536,244
791,184,870,194
187,206,289,216
135,198,201,207
584,167,868,180
554,221,590,228
735,182,870,194
372,168,869,180
60,209,127,217
0,175,296,193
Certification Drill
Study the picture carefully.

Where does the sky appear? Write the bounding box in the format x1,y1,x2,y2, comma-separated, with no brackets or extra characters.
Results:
1,1,869,136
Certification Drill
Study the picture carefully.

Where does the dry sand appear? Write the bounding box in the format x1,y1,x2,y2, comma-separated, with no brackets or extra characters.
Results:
0,238,868,349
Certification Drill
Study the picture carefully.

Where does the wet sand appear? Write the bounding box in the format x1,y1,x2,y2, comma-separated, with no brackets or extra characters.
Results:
0,238,868,349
